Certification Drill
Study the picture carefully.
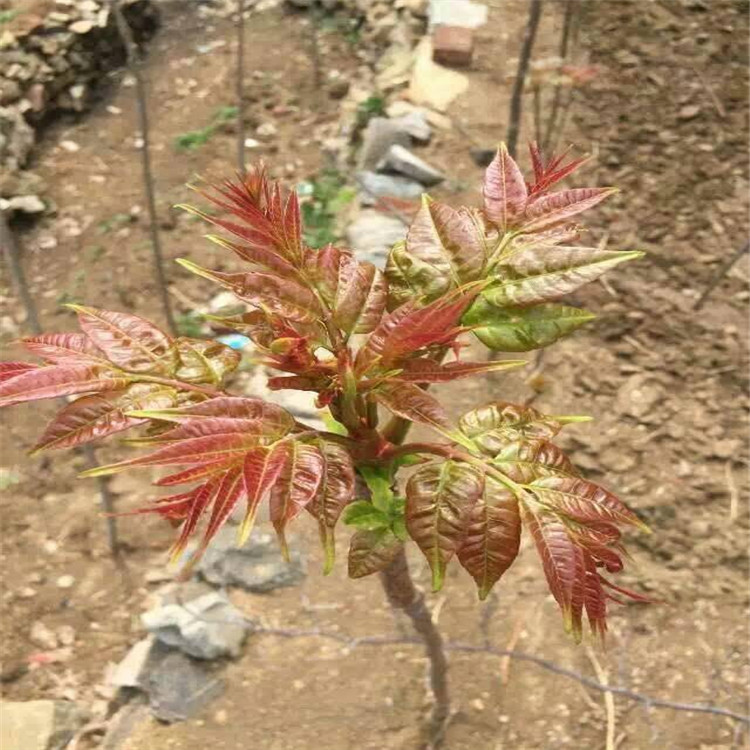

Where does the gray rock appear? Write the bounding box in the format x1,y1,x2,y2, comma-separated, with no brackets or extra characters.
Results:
390,110,432,143
147,651,224,723
110,637,159,689
357,171,424,205
358,117,411,170
377,144,445,186
346,209,407,266
429,0,488,29
195,526,305,593
141,591,248,660
0,701,88,750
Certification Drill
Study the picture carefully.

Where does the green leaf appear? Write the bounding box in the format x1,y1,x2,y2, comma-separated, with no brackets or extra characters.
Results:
342,501,390,530
483,246,643,307
405,460,484,591
348,527,403,578
464,299,595,352
358,465,394,513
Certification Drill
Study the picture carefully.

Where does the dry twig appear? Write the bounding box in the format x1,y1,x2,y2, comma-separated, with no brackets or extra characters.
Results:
586,645,617,750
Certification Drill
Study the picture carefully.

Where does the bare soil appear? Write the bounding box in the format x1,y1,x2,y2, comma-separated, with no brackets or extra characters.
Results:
1,1,748,749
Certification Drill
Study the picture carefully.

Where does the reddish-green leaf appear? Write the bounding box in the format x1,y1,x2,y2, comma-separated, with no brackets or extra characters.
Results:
459,402,562,456
0,364,129,408
173,338,241,385
177,260,320,323
457,477,521,599
385,198,486,304
69,306,174,372
374,382,450,435
306,441,356,573
493,439,577,483
348,527,403,579
32,383,177,453
205,233,299,278
332,256,387,336
523,188,616,233
483,143,528,230
463,299,596,352
483,246,643,307
22,333,111,367
268,441,325,558
81,432,261,476
528,476,647,530
154,461,230,487
406,460,484,591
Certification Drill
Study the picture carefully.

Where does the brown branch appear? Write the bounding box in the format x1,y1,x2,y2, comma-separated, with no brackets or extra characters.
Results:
236,0,246,175
543,0,576,152
507,0,544,158
693,239,749,310
111,0,177,336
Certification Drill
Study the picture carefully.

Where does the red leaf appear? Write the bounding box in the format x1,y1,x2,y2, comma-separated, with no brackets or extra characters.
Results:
528,143,588,197
348,528,403,579
0,362,37,383
206,234,299,278
0,364,128,407
483,143,528,230
154,461,230,487
269,441,325,557
195,467,246,554
239,443,288,544
522,187,616,233
32,383,177,453
395,357,526,383
493,439,577,483
529,476,647,530
69,306,174,372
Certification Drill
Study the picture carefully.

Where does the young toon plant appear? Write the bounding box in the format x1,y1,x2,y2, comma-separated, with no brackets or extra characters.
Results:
1,144,648,647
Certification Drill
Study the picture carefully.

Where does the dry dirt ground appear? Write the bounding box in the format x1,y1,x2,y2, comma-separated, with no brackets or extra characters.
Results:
1,1,748,749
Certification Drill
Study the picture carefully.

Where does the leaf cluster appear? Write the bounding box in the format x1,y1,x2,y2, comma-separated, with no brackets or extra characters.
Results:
1,144,646,639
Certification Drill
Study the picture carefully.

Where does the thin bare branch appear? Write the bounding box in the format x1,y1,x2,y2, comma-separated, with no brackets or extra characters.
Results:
507,0,544,158
111,0,177,335
236,0,246,175
693,239,749,310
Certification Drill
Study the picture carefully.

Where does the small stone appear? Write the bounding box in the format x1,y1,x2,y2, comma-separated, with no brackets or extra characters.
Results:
408,38,469,111
256,122,277,138
60,140,80,153
470,697,485,711
57,625,76,646
390,110,431,143
470,147,495,167
678,104,701,121
327,79,350,100
711,438,740,460
110,637,158,689
358,117,411,170
69,19,94,33
0,701,87,750
244,137,261,149
56,575,75,589
18,587,37,599
428,0,488,28
214,709,229,725
347,209,407,266
432,25,474,67
378,144,445,186
357,171,424,205
5,195,45,214
30,621,59,650
615,374,664,423
688,519,711,539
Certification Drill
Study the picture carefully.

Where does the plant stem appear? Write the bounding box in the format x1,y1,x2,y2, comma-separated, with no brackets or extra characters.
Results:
112,0,177,336
506,0,544,158
379,548,450,746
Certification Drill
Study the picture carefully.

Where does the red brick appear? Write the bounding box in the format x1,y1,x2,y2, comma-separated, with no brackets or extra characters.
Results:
432,25,474,68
